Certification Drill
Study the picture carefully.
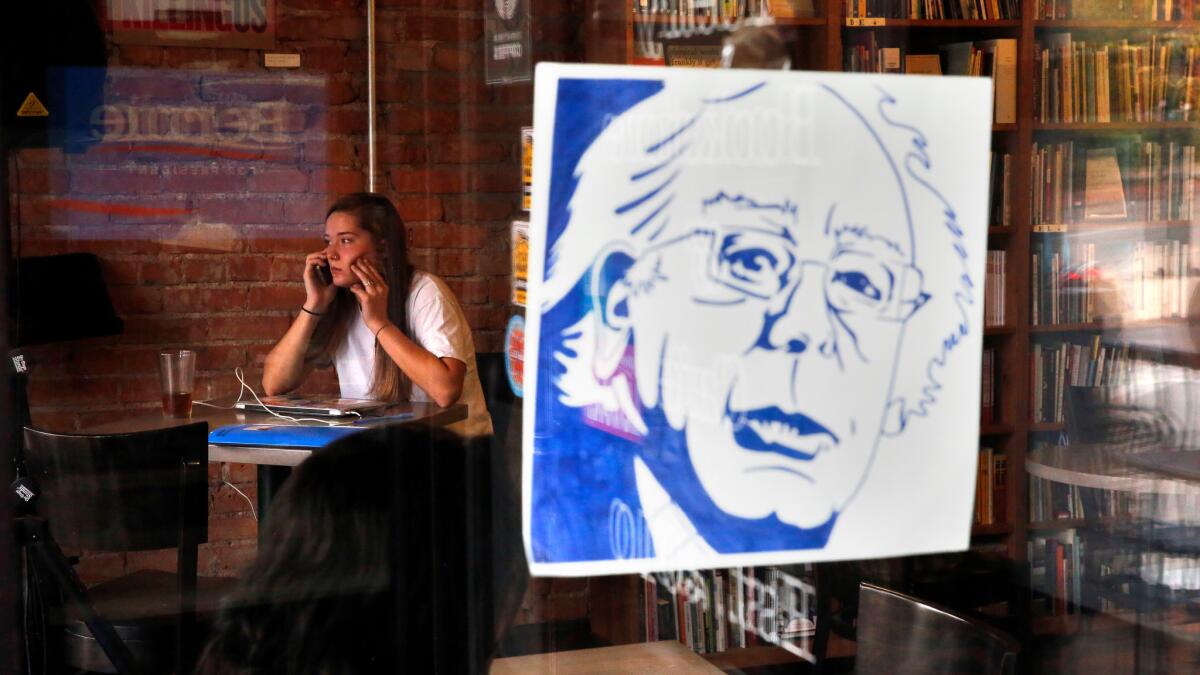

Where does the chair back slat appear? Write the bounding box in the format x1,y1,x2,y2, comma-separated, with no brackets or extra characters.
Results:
22,423,208,552
854,582,1019,675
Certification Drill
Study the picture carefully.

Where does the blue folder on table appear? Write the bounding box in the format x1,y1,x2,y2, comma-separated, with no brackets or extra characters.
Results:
209,424,367,449
209,414,416,449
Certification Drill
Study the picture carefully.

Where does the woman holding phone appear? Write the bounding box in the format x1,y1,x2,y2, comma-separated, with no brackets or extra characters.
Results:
262,192,492,438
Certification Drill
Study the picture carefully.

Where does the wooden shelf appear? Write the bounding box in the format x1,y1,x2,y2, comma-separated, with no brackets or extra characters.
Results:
1029,318,1193,334
993,123,1017,132
1035,121,1200,132
988,226,1013,235
972,523,1013,536
1029,518,1089,531
1034,19,1195,30
843,18,1021,28
980,423,1014,435
632,14,825,26
1030,219,1198,232
701,644,808,669
984,325,1015,336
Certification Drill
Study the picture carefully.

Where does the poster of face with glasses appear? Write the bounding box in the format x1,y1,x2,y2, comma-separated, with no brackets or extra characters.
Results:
523,63,993,576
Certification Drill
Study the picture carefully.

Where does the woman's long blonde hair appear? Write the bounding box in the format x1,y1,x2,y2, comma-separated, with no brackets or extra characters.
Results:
306,193,414,401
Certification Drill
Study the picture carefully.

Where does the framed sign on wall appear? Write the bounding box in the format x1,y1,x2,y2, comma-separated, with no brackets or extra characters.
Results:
104,0,276,50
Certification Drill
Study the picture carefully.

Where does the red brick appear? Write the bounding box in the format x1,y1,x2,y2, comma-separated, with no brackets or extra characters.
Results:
74,347,161,377
377,80,414,103
309,168,366,193
280,0,360,9
271,254,310,280
31,410,79,432
109,75,196,103
161,166,251,194
383,45,433,71
17,166,69,194
469,167,520,194
490,83,535,105
388,168,466,194
283,195,331,225
162,287,248,313
119,376,160,405
180,257,228,284
442,194,515,221
103,258,140,286
72,167,163,195
433,44,477,71
489,276,512,304
407,222,489,249
211,482,259,515
120,316,210,345
463,108,531,132
224,463,257,483
223,315,292,341
247,284,305,310
310,106,369,134
140,258,184,285
430,137,510,163
295,44,349,72
423,74,489,105
478,249,512,275
437,250,477,276
28,378,120,408
373,137,428,164
317,78,359,106
117,45,164,67
304,137,357,165
161,47,221,69
208,463,223,485
277,15,365,41
195,344,248,371
385,108,459,134
124,548,179,574
394,196,443,221
207,515,258,543
197,196,285,225
408,250,435,272
404,15,483,42
247,235,321,255
253,168,310,193
111,286,164,314
199,542,257,577
229,256,275,281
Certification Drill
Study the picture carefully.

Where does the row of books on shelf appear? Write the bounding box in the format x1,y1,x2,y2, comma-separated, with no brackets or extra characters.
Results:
845,0,1019,20
843,38,1016,123
1032,237,1196,325
1035,34,1200,124
641,567,815,655
981,347,997,423
1029,530,1084,617
632,0,814,17
1029,470,1135,523
1036,0,1185,20
984,250,1008,326
1030,139,1198,225
1031,339,1133,423
975,447,1008,526
990,151,1013,227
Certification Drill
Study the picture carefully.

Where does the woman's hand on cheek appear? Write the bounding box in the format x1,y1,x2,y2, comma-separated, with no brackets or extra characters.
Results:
348,258,391,334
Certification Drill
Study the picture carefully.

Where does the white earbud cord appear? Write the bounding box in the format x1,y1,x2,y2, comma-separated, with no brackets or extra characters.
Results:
192,367,361,426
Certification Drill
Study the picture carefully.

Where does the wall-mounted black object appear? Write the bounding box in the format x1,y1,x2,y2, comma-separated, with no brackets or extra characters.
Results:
15,253,124,347
2,0,107,152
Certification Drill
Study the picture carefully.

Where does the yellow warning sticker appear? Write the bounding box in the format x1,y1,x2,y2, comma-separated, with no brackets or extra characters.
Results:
16,92,49,117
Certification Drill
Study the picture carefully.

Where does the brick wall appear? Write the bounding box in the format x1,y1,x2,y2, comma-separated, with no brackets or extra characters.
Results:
10,0,592,628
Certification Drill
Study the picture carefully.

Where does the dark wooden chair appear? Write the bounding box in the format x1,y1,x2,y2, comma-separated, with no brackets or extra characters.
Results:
20,423,223,675
853,582,1019,675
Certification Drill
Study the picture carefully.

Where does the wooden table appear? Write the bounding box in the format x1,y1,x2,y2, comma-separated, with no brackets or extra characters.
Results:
85,399,468,467
489,641,722,674
85,399,468,524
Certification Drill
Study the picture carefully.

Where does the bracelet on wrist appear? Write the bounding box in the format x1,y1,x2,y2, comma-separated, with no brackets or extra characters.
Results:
300,306,324,317
374,323,394,340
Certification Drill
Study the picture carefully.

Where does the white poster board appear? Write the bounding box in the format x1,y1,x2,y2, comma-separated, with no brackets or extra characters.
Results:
523,63,993,576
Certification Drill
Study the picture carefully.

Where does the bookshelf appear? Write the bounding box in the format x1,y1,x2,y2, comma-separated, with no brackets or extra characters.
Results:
584,0,1200,659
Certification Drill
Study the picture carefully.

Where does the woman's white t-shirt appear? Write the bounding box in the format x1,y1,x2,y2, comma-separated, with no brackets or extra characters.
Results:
332,271,493,438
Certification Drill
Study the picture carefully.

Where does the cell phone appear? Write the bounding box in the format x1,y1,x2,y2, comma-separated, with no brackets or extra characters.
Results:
315,263,333,286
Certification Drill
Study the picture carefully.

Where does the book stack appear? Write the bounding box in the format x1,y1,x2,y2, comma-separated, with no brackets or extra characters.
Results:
642,567,815,655
1029,443,1134,522
990,151,1013,226
1030,339,1132,423
845,0,1019,19
975,447,1007,525
981,347,996,423
1035,34,1200,124
633,0,813,18
985,251,1007,327
1036,0,1183,20
1030,139,1198,225
1028,531,1084,618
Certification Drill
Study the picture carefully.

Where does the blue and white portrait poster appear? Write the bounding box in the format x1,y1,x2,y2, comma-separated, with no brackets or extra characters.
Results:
523,63,993,576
